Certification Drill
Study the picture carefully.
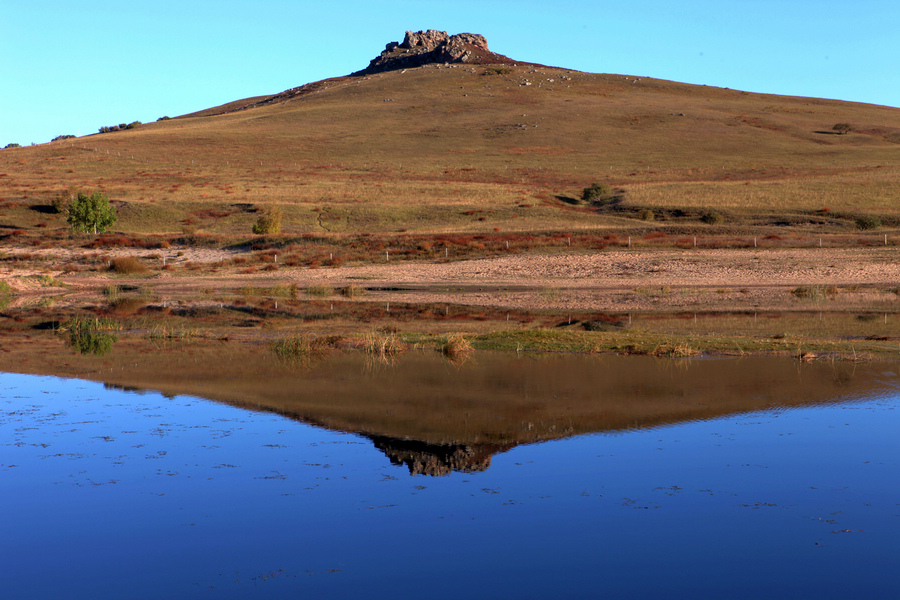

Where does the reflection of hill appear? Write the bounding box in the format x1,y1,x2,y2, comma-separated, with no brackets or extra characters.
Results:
2,334,897,475
367,436,513,476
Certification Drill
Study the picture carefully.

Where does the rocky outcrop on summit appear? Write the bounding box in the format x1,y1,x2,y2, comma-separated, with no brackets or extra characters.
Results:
355,30,514,75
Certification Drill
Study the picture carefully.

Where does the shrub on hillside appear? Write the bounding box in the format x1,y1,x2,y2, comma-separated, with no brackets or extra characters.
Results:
637,209,655,221
52,134,76,142
581,182,616,206
832,123,852,135
253,206,283,235
98,121,141,133
700,211,723,224
52,186,80,214
855,215,881,230
4,143,20,148
482,67,512,76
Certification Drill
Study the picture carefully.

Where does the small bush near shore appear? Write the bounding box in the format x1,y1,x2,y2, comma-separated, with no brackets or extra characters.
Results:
364,332,406,358
442,333,473,357
274,333,326,358
110,256,148,274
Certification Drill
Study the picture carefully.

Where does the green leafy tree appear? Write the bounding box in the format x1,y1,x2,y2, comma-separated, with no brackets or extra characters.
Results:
66,192,117,234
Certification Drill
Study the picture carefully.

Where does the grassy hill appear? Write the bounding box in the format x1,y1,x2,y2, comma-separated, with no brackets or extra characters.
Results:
2,61,899,239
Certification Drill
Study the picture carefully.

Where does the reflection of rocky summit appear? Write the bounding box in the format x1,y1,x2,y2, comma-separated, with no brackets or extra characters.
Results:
355,30,514,75
368,435,513,476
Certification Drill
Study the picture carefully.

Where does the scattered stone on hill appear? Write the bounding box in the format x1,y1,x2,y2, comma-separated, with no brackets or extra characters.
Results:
355,29,515,75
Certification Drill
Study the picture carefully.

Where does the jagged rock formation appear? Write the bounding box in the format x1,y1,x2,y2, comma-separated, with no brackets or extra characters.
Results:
368,435,514,476
355,30,515,75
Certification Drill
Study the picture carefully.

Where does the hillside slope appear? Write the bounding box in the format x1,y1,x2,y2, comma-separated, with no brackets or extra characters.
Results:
2,32,899,236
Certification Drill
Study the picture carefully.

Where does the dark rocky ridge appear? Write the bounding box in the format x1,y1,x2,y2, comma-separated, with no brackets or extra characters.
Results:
354,29,515,75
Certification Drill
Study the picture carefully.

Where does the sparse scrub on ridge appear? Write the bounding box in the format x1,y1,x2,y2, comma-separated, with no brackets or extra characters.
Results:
98,121,141,133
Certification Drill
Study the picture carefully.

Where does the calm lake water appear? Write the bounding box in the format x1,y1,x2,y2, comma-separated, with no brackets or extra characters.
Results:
2,351,899,599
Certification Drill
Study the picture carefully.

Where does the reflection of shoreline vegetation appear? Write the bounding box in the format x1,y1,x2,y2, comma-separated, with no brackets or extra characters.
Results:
148,325,203,341
273,333,338,360
1,284,895,360
58,318,120,356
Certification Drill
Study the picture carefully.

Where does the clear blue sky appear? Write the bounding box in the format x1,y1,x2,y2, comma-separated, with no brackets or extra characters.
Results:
3,0,898,146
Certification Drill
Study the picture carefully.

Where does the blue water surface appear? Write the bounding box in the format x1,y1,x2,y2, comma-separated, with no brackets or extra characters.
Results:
1,371,898,599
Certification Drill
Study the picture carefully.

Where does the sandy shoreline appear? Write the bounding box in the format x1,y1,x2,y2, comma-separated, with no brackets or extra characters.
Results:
4,246,896,313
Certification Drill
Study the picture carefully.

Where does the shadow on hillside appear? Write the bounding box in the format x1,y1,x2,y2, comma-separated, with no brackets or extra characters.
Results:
554,194,627,211
30,204,58,214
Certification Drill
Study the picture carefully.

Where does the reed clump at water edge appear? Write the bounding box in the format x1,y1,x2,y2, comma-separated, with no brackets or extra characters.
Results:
441,333,474,357
363,331,407,359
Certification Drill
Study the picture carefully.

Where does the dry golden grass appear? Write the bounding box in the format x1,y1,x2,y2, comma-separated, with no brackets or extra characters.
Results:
2,63,899,239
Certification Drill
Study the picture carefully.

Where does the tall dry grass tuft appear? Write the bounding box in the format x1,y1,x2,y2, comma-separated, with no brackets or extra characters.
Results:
338,284,365,299
363,331,407,359
110,256,148,274
441,333,473,357
306,284,333,297
274,333,329,360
